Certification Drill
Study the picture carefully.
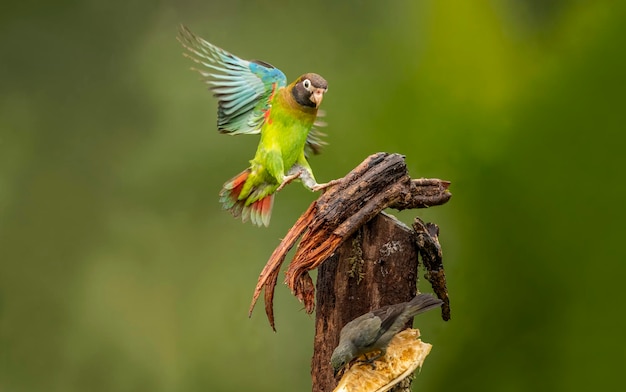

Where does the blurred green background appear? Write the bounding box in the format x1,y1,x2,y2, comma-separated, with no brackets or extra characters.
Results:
1,0,624,391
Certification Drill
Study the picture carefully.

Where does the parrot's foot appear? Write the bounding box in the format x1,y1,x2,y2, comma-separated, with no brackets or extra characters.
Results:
277,172,301,192
311,178,342,192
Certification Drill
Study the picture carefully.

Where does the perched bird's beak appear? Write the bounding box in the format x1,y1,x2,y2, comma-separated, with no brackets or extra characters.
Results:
310,88,326,108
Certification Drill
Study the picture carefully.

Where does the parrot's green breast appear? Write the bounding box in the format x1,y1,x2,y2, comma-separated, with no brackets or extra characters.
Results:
254,87,317,182
271,95,316,164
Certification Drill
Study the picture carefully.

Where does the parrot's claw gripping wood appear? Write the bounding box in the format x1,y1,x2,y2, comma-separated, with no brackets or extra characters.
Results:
311,178,342,192
249,152,452,330
279,164,339,193
276,172,301,192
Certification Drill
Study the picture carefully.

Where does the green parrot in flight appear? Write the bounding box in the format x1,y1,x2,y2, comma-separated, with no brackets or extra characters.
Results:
178,25,337,227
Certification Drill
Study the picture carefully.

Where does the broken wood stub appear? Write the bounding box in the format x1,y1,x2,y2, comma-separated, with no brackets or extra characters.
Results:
312,213,424,392
413,219,451,321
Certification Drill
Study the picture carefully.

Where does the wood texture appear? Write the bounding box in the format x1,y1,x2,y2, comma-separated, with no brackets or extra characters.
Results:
249,153,451,330
312,213,420,391
245,152,451,391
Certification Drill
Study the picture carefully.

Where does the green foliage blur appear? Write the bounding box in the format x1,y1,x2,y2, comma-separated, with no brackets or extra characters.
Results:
1,1,624,391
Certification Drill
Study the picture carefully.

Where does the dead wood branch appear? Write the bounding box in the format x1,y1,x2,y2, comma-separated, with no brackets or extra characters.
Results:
249,152,451,330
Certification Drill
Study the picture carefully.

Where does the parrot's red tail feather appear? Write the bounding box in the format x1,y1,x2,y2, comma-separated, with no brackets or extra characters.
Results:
219,169,274,227
252,193,274,227
225,170,248,199
219,169,249,216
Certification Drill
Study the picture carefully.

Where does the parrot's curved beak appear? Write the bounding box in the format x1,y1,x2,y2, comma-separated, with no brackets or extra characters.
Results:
310,88,326,108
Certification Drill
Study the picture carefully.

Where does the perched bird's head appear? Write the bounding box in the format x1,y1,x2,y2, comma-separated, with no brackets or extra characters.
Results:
291,73,328,109
330,342,354,377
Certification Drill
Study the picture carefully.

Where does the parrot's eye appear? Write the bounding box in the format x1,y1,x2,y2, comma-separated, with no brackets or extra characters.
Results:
303,79,311,90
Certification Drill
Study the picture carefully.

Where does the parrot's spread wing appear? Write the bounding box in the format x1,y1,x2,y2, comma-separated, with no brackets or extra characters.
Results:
178,25,287,135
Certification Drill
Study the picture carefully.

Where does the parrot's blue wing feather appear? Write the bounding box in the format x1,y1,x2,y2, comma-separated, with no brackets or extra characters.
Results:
178,25,287,135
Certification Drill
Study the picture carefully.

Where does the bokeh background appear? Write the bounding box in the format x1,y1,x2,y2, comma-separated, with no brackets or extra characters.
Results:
1,0,625,391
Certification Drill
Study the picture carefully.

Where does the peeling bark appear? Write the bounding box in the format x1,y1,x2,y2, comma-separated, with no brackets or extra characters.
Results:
249,153,451,330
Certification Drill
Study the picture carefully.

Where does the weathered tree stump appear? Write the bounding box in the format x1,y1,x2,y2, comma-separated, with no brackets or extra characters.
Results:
248,152,451,391
313,213,419,391
312,213,449,391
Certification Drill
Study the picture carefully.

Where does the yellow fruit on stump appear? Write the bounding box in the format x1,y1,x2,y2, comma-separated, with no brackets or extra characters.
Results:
333,329,432,392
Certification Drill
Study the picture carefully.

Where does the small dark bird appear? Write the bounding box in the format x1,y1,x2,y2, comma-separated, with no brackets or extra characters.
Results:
330,293,443,376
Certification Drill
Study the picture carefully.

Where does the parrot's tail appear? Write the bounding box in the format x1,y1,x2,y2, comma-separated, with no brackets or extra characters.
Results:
406,293,443,317
219,169,274,227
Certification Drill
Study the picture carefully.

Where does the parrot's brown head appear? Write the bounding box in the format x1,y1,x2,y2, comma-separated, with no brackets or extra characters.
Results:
291,73,328,109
